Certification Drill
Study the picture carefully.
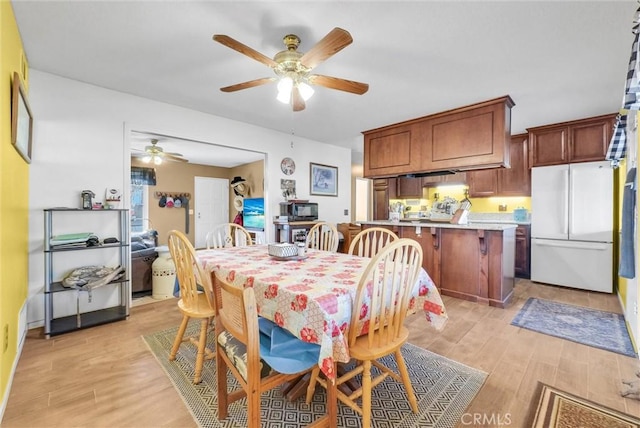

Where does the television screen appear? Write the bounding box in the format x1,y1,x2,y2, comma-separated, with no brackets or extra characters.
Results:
243,197,265,231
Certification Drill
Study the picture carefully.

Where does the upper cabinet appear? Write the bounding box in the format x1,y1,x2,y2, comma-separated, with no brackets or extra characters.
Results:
528,113,616,167
363,96,515,178
396,177,424,198
468,133,530,197
363,124,422,177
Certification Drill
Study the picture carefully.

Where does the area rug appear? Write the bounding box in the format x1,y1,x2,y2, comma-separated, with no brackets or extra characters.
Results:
526,382,640,428
511,297,637,358
143,324,487,428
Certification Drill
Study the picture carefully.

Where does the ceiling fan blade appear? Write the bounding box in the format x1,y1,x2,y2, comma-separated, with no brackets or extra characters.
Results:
163,153,188,163
308,74,369,95
300,28,353,70
213,34,278,68
220,77,277,92
291,86,306,112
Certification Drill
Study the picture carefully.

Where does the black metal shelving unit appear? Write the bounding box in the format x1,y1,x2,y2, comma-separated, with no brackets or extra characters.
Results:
43,208,130,338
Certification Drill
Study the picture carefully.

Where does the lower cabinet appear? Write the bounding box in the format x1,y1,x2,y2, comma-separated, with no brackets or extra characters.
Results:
400,226,441,288
396,224,515,308
337,223,362,254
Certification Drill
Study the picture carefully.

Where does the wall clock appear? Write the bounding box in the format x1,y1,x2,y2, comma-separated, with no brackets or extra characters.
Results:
281,157,296,175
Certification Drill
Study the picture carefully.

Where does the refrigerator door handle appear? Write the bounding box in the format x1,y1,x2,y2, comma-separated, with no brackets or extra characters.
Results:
533,240,610,251
563,168,569,235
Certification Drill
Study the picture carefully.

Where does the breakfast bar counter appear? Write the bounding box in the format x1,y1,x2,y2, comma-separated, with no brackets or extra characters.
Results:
359,220,516,308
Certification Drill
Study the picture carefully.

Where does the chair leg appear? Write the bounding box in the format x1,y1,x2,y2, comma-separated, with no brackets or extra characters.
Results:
361,360,372,428
395,349,418,413
247,383,261,428
216,349,229,420
305,367,321,404
193,318,210,384
169,315,189,361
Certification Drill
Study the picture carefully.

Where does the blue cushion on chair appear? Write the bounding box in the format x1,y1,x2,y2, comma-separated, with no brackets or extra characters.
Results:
257,317,321,374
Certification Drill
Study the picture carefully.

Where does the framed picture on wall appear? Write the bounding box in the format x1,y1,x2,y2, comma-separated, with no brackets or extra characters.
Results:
310,163,338,196
11,72,33,163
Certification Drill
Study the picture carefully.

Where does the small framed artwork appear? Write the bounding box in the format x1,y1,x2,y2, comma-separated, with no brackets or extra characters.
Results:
310,163,338,196
11,72,33,163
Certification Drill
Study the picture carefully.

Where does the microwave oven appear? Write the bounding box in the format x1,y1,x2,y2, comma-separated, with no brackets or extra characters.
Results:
279,202,318,221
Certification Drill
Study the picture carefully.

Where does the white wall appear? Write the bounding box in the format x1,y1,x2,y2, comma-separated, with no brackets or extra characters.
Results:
27,70,352,328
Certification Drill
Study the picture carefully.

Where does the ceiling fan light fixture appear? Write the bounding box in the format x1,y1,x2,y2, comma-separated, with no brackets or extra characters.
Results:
298,81,314,101
142,155,152,164
153,155,163,165
277,77,293,104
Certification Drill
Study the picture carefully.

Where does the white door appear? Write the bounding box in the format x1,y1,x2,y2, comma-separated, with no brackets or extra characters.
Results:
194,177,229,249
531,164,569,240
569,161,613,243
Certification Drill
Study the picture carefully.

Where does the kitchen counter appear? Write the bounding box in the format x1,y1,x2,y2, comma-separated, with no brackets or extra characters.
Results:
359,220,518,231
360,219,515,308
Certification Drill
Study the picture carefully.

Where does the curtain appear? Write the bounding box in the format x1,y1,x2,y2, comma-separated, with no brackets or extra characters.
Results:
131,166,156,186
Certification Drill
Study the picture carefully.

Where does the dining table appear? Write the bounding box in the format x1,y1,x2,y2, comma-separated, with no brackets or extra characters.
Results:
197,244,448,427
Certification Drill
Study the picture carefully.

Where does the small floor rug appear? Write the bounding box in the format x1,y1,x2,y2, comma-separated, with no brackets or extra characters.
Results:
511,297,637,358
143,324,487,428
527,382,640,428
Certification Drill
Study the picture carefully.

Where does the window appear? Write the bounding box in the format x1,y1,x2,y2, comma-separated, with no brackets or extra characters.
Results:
130,166,156,232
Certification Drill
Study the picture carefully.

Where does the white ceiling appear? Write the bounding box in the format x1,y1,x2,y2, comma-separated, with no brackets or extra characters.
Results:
11,1,639,167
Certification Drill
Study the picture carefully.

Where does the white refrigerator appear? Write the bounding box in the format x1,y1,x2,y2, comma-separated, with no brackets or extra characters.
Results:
530,160,614,292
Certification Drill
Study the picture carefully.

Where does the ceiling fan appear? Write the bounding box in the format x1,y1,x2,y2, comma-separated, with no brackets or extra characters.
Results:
212,27,369,111
132,139,188,165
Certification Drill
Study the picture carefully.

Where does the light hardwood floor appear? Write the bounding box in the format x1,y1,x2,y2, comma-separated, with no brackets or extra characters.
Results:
2,279,640,427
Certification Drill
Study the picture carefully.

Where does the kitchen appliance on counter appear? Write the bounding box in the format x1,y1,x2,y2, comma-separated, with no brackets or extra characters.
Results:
279,201,318,221
530,161,613,292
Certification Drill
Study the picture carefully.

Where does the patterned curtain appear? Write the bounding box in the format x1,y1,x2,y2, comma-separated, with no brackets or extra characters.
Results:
606,6,640,165
131,166,156,185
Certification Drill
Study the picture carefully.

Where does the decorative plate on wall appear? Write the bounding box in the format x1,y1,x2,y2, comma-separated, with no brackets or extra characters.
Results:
280,157,296,175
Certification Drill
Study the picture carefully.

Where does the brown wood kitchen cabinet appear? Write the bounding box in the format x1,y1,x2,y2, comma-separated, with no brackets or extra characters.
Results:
396,177,424,198
467,133,530,197
372,178,396,220
421,171,468,187
400,225,441,288
363,96,515,178
361,221,515,307
363,124,422,177
528,113,616,167
437,227,515,307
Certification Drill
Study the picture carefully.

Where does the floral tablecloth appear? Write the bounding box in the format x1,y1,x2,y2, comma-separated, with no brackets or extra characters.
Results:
197,245,448,381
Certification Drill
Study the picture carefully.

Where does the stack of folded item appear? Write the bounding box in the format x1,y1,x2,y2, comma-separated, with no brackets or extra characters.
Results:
62,265,126,289
50,232,98,248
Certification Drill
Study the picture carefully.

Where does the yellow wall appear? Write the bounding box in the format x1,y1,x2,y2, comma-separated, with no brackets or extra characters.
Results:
1,1,30,408
391,184,531,215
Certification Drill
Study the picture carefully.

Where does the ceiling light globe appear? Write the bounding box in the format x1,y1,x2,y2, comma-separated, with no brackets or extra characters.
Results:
153,156,162,165
277,77,293,104
142,155,152,163
298,82,314,101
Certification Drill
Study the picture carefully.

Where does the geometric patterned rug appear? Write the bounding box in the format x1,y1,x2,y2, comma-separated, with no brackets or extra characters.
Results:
526,382,640,428
143,323,487,428
511,298,637,358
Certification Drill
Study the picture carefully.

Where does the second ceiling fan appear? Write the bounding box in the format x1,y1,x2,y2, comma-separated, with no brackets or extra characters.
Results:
213,27,369,111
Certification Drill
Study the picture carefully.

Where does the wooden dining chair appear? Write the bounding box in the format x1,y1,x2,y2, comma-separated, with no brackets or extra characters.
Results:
305,238,423,428
348,227,398,258
205,223,253,249
167,230,216,384
213,271,324,427
306,221,339,252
